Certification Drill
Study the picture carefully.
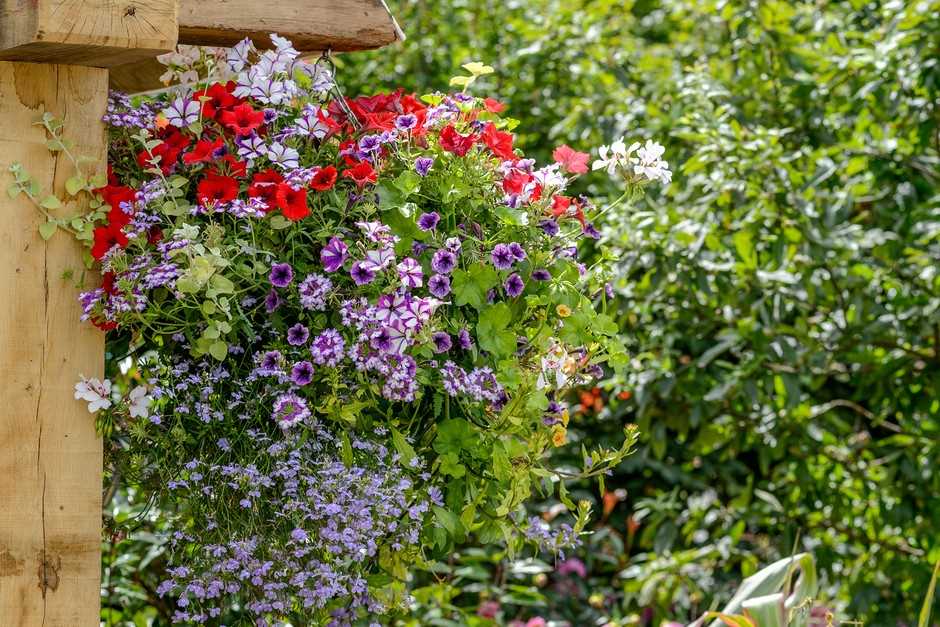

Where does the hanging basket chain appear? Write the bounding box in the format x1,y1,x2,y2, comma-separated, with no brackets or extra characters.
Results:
315,48,362,132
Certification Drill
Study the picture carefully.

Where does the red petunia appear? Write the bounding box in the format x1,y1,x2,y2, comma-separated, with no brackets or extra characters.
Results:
192,81,239,119
310,165,338,192
342,161,377,188
552,144,590,175
481,122,516,161
275,183,310,221
502,170,533,195
183,138,225,165
136,129,190,174
91,223,129,260
196,173,239,207
483,97,506,113
439,125,478,157
209,154,248,178
219,103,265,136
248,169,284,211
97,185,136,228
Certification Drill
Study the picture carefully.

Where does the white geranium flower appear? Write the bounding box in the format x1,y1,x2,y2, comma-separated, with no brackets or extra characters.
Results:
593,137,670,185
74,377,112,413
633,139,672,185
127,386,152,419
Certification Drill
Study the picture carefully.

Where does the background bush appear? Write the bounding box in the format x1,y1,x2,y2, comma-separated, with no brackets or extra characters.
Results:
102,1,940,624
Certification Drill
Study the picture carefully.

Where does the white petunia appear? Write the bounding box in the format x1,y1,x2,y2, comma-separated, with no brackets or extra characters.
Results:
74,377,112,413
127,386,152,419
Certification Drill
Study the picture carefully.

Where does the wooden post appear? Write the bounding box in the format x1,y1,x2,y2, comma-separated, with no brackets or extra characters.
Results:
0,1,402,623
0,62,108,625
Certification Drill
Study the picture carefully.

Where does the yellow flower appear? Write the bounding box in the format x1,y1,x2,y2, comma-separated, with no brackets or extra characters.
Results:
552,424,567,447
561,408,570,427
461,61,494,76
556,304,572,318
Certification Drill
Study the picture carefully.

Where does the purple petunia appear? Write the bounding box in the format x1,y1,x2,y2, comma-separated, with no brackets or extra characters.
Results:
417,212,440,231
272,392,310,428
431,249,457,274
395,114,418,131
444,237,462,253
428,274,451,298
415,157,434,177
532,268,552,281
504,273,524,297
582,222,601,239
396,257,424,289
290,361,314,386
458,328,474,350
431,332,452,353
320,237,348,273
287,323,309,346
264,289,281,313
490,244,515,270
350,261,376,286
370,327,393,353
269,263,294,288
539,219,560,237
507,242,527,261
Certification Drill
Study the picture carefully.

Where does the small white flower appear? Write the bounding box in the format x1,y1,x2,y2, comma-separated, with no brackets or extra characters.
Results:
127,386,152,419
593,137,670,185
74,377,112,413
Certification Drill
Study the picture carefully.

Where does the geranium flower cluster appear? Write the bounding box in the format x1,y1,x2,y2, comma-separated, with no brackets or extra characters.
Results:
48,34,669,622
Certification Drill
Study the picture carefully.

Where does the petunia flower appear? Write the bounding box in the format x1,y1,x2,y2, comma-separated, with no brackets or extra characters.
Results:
428,274,451,298
161,97,200,128
431,332,452,353
289,361,314,386
552,144,590,175
74,376,112,413
219,102,265,136
342,160,377,187
481,122,516,161
275,183,309,221
310,165,337,191
431,249,457,274
320,237,348,272
287,323,310,346
417,212,440,231
504,273,525,297
269,263,294,288
490,244,515,270
196,173,239,207
439,125,478,156
415,157,434,176
350,261,376,285
396,258,424,289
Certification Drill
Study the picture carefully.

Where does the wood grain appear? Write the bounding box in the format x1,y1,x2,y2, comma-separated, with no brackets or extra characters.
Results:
0,0,179,66
0,61,106,626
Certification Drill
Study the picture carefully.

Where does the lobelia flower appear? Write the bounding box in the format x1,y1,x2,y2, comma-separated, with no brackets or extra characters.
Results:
490,244,515,270
127,386,151,419
74,377,112,413
428,274,451,298
414,157,434,176
269,263,294,288
289,361,314,386
417,212,440,231
286,323,309,346
319,237,348,273
504,273,525,297
396,258,424,289
431,249,457,274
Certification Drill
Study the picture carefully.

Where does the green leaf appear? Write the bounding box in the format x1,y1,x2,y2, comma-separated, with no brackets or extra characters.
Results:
40,195,62,210
393,170,422,198
390,427,417,469
433,419,477,455
65,175,85,196
38,221,57,240
7,184,21,199
477,302,515,357
452,264,499,310
919,560,940,627
208,340,228,361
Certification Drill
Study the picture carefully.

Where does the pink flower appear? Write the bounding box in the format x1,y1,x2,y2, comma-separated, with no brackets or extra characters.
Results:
557,557,587,577
477,599,500,619
552,144,590,174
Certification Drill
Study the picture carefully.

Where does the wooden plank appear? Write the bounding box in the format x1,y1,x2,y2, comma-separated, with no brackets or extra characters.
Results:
177,0,403,51
0,0,178,66
0,61,106,626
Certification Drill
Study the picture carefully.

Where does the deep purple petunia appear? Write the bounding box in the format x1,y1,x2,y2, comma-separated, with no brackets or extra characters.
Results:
370,327,393,352
417,212,440,231
287,323,309,346
431,331,452,353
532,268,552,281
290,360,314,386
431,249,457,274
320,237,348,273
396,114,418,131
539,218,560,237
428,274,451,298
507,242,527,261
582,222,601,239
269,263,294,288
350,261,376,285
260,350,282,371
264,289,282,313
415,157,434,177
504,273,525,297
490,244,515,270
458,328,473,350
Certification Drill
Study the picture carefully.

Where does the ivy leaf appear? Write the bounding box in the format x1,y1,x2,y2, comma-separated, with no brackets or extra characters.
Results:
38,221,57,240
40,195,62,210
65,175,85,196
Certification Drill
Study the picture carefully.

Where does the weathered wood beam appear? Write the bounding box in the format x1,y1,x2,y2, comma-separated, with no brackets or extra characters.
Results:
0,0,179,66
0,61,106,626
0,0,401,68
